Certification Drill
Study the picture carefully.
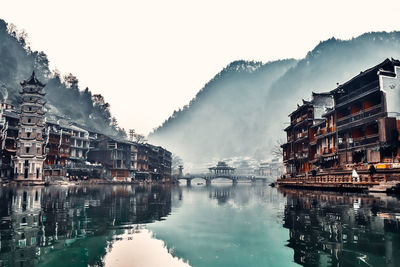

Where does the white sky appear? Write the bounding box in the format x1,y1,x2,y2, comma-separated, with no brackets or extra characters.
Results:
1,0,400,134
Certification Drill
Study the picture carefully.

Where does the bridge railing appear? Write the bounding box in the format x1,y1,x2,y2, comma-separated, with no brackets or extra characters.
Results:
179,173,270,180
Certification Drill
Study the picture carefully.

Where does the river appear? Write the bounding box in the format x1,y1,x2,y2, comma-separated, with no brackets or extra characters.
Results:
0,182,399,266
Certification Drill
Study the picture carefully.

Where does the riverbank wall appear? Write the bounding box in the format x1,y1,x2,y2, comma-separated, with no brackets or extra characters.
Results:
277,168,400,192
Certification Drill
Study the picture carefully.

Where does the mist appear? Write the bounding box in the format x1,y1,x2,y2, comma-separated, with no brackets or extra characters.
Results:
0,19,126,137
149,32,400,169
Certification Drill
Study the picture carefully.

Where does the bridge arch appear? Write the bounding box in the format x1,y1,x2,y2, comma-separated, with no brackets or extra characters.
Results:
177,173,268,186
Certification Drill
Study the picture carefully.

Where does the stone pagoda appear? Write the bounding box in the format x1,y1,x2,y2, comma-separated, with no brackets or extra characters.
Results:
13,72,46,181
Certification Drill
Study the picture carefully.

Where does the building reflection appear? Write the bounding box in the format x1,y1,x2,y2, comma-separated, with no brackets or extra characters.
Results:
0,185,172,266
0,188,42,267
279,188,400,267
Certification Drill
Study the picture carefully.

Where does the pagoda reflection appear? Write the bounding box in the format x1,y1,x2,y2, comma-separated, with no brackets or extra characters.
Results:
0,185,172,266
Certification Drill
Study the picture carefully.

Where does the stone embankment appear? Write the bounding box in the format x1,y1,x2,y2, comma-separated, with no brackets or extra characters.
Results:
277,169,400,193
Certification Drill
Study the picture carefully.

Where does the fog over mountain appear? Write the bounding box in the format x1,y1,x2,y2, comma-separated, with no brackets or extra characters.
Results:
149,31,400,164
0,19,126,137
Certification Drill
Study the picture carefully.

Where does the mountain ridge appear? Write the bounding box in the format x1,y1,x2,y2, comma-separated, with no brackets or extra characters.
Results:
149,31,400,163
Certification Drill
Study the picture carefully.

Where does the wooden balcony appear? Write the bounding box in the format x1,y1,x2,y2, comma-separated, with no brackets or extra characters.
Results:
337,104,382,127
338,134,379,150
335,80,379,107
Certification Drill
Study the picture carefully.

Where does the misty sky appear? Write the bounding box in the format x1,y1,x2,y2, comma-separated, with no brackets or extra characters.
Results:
1,0,400,135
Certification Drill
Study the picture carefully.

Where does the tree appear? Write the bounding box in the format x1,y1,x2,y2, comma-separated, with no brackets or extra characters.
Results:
271,139,285,159
33,51,51,79
63,73,79,89
171,154,183,174
92,94,106,106
134,133,147,144
111,117,118,128
7,23,29,48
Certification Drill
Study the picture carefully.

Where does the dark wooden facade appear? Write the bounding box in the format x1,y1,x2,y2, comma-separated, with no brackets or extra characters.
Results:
281,58,400,179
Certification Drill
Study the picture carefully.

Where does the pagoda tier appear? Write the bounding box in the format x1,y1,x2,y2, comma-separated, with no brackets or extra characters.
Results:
13,72,46,181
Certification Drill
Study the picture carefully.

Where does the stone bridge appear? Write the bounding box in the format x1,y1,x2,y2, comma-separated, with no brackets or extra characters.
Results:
177,173,271,186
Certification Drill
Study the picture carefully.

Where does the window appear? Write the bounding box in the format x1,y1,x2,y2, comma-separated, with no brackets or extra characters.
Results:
28,118,31,123
26,147,30,153
27,133,31,138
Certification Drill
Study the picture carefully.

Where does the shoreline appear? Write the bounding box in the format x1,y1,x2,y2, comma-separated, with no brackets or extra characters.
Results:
276,168,400,193
1,179,175,187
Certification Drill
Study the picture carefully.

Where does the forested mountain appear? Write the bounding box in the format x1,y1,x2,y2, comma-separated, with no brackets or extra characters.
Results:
149,31,400,162
0,19,126,137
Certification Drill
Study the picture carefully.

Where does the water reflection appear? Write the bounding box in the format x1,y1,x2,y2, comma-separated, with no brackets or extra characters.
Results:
148,184,294,267
0,185,174,267
3,184,399,267
279,188,400,267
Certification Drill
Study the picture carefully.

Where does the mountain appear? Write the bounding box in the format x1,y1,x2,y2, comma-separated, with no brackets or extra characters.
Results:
149,59,298,161
149,32,400,163
0,19,126,137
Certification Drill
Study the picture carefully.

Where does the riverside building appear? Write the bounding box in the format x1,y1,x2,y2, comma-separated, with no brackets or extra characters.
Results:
281,92,334,176
0,73,172,183
280,58,400,189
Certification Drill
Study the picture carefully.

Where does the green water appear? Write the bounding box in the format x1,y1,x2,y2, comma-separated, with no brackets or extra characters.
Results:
0,183,399,266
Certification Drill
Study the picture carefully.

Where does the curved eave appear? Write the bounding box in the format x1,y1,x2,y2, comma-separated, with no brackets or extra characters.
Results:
19,91,46,96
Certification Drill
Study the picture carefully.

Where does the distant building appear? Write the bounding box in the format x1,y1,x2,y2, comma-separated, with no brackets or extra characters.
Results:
235,160,253,175
281,92,334,176
209,161,235,175
87,134,132,180
256,158,284,177
134,143,149,179
44,120,72,173
69,125,90,163
132,143,172,182
0,104,19,178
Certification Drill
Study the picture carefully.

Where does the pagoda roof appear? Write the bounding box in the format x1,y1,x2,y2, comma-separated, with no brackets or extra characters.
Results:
208,161,235,170
21,71,45,87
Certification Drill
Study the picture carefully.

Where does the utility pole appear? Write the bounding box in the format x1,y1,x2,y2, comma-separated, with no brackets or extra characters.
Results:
129,129,135,141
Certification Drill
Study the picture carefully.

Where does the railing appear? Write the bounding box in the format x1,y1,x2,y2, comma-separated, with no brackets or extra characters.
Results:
296,131,308,140
279,174,384,184
320,147,334,154
338,134,379,150
335,80,379,104
291,113,313,125
337,105,382,127
295,152,308,159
